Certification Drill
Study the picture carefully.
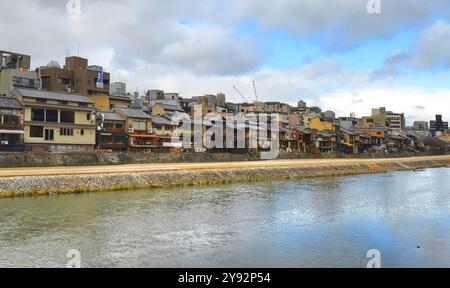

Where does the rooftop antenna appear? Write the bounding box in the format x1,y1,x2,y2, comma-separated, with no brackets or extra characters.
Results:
77,42,80,56
64,49,71,58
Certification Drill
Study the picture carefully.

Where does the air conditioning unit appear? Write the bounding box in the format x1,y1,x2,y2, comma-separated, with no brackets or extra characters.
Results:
148,129,153,134
152,128,158,133
128,128,134,133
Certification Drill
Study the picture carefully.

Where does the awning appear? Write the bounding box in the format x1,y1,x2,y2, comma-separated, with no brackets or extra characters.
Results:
0,129,24,135
128,134,157,139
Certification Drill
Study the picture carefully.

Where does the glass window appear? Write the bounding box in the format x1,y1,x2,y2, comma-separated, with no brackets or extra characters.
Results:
60,128,74,136
31,108,45,121
60,111,75,123
30,126,44,137
46,110,58,122
132,121,146,131
45,129,54,141
86,113,91,120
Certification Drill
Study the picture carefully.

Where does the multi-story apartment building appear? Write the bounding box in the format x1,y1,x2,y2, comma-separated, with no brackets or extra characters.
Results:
146,90,180,108
0,51,40,97
11,88,96,152
371,107,405,131
430,115,448,136
110,81,127,96
40,56,110,96
413,121,429,131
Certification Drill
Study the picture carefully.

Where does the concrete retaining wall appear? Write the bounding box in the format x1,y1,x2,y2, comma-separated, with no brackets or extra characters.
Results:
0,158,448,198
0,151,442,168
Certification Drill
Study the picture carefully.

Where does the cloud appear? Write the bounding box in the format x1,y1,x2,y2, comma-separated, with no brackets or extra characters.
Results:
371,20,450,80
161,25,262,75
232,0,450,49
409,20,450,69
0,0,262,76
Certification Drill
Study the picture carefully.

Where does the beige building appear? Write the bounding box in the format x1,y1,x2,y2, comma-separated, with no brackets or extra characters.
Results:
12,88,96,152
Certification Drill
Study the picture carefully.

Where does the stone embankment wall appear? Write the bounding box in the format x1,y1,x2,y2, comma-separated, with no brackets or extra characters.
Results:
0,151,443,168
0,157,448,198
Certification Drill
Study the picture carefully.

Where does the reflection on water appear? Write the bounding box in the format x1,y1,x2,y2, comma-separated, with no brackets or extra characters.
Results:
0,168,449,268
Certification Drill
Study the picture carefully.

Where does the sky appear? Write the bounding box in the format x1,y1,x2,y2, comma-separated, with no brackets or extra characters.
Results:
1,0,450,124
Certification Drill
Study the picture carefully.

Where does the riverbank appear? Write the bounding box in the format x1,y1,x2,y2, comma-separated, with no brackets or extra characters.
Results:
0,155,449,198
0,151,444,168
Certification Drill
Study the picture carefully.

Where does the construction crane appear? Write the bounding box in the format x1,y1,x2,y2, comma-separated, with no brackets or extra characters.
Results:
233,86,251,103
253,80,259,102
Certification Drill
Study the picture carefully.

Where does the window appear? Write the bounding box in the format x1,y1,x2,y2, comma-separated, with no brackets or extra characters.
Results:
58,78,71,85
132,121,146,131
60,110,75,123
45,129,54,141
31,108,45,121
46,110,58,123
80,103,88,107
115,123,123,129
58,100,68,105
30,126,44,138
86,113,91,121
60,128,74,136
41,76,50,89
80,129,84,136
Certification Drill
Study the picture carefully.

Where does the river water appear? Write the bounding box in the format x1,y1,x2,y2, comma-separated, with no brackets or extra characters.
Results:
0,168,449,268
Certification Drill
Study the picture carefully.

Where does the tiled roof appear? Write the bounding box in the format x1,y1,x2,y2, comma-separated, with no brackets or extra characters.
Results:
101,112,126,121
14,88,93,103
114,107,152,119
0,97,22,109
154,104,185,112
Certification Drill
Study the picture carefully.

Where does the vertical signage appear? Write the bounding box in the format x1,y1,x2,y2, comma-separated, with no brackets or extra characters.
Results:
96,71,104,89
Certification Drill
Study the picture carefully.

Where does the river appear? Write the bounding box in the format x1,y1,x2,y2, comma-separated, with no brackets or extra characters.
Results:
0,168,449,268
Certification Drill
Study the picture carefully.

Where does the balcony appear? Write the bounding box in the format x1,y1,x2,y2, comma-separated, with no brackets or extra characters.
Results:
104,127,125,133
0,124,24,130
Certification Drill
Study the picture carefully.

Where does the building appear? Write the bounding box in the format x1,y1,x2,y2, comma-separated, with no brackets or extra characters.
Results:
146,90,180,107
110,82,127,96
386,112,405,131
371,107,405,131
430,115,448,136
151,103,185,116
11,88,96,152
114,107,154,152
40,56,110,96
413,121,429,131
0,50,31,70
87,94,131,112
0,97,24,151
0,51,39,97
96,111,128,152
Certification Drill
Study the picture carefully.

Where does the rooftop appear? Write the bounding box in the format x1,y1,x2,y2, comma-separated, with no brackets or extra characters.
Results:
0,97,22,109
13,88,93,104
114,107,152,119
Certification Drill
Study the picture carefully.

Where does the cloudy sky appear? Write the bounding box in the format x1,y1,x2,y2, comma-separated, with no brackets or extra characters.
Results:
1,0,450,124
